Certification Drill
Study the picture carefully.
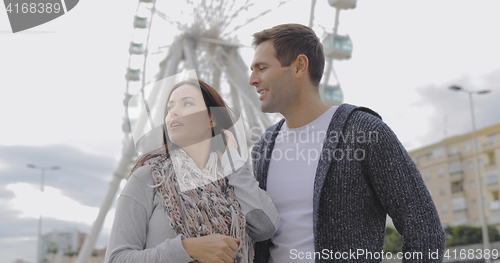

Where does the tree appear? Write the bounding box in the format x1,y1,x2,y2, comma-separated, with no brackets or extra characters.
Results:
446,225,500,247
384,226,402,253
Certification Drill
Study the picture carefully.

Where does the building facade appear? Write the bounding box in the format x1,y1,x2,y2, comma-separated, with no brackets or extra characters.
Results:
408,123,500,228
40,229,105,263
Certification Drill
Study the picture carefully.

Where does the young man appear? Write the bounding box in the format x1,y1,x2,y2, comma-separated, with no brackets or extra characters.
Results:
249,24,445,263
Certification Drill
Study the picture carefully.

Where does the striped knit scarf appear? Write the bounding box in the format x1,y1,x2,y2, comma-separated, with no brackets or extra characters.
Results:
146,149,253,263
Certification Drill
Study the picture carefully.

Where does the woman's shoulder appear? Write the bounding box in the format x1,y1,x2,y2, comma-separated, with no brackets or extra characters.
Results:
130,165,154,183
122,165,156,198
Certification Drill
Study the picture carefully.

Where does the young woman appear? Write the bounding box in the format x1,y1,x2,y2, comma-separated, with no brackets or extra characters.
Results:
105,79,279,263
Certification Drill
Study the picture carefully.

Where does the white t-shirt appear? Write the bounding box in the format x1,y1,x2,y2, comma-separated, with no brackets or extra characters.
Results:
267,106,337,263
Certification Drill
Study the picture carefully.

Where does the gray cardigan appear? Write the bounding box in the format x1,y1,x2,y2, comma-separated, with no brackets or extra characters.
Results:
251,104,446,262
105,149,280,263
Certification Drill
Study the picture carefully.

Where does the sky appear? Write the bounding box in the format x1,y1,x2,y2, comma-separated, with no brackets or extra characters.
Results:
1,0,500,262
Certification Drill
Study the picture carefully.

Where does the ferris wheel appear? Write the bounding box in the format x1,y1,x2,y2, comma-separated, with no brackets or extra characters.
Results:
76,1,356,262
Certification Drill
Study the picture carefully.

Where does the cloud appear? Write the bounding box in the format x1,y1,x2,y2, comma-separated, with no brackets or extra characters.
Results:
0,144,120,263
0,144,118,207
412,69,500,148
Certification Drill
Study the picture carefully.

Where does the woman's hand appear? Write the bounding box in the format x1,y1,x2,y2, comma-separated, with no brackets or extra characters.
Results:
217,129,238,161
182,234,240,263
221,129,238,150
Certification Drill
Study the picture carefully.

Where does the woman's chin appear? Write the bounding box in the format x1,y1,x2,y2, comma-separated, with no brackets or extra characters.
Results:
169,137,211,150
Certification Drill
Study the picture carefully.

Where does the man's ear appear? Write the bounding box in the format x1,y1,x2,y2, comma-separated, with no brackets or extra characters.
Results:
294,54,309,78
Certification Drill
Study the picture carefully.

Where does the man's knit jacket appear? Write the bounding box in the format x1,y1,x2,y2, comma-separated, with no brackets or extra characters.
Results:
251,104,446,262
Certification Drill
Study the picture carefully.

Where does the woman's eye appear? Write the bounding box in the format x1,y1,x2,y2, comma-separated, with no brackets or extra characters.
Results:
166,105,174,112
184,101,194,106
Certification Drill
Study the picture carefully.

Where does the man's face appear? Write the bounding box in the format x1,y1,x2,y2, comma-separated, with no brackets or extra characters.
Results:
249,41,298,114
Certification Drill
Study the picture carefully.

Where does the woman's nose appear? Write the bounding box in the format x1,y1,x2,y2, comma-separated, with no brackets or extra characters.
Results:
169,106,181,117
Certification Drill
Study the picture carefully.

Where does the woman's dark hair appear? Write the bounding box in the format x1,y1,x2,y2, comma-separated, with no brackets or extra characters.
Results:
130,79,238,175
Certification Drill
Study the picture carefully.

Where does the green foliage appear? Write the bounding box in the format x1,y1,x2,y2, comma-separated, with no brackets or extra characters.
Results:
46,241,58,254
446,225,500,247
384,225,500,251
384,226,402,253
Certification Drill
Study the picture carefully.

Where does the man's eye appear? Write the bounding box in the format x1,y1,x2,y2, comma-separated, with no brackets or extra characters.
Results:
259,67,266,71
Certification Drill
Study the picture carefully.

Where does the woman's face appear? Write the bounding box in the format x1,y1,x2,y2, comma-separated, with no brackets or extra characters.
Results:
165,84,213,148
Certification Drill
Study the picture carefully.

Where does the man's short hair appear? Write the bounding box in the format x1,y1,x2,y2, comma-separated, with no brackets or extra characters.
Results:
252,24,325,87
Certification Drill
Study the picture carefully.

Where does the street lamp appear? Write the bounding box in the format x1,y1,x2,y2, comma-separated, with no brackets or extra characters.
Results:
448,85,492,263
26,164,61,263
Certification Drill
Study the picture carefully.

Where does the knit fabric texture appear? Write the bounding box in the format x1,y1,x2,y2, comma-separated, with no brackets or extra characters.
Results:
251,103,446,262
146,149,253,263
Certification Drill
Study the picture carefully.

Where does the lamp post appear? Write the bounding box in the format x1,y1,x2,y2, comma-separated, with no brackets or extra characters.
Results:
27,164,61,263
449,85,491,263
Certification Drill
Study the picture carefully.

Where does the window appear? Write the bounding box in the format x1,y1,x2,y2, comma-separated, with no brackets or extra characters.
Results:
451,181,463,193
487,134,495,147
468,161,473,170
448,160,463,175
487,151,496,165
452,197,467,212
442,204,448,214
485,169,499,186
470,180,475,189
491,211,500,225
432,147,446,159
493,191,499,201
453,216,468,226
465,142,471,152
474,219,479,227
438,168,445,178
472,199,477,208
424,172,431,181
450,146,458,156
440,186,446,196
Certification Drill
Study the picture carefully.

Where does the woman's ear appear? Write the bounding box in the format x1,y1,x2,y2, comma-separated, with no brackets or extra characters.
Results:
209,114,217,128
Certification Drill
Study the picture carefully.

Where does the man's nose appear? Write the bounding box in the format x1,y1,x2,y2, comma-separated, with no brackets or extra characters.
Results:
249,71,260,87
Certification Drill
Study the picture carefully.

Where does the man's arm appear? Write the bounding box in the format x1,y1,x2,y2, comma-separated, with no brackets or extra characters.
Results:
361,115,446,262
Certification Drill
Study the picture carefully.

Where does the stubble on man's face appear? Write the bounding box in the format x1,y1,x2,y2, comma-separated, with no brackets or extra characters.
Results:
261,69,297,115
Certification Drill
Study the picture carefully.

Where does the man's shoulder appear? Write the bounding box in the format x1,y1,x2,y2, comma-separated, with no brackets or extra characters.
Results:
329,103,383,128
352,106,382,120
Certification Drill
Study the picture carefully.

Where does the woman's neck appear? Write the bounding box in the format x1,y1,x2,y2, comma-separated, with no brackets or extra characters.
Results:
180,138,212,169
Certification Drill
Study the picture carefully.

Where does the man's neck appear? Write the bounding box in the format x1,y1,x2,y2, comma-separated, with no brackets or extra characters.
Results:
282,95,331,129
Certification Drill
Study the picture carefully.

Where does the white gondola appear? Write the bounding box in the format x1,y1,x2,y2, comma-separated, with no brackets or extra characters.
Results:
322,84,343,105
133,16,148,29
322,33,352,60
126,68,140,81
327,0,356,9
129,42,144,55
